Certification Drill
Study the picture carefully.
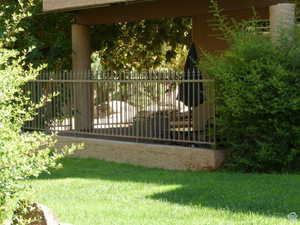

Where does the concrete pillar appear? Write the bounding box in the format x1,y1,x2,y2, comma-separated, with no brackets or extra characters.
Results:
270,3,296,43
72,24,91,71
72,24,93,131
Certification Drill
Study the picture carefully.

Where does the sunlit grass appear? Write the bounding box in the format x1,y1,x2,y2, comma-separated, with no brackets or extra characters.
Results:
28,158,300,225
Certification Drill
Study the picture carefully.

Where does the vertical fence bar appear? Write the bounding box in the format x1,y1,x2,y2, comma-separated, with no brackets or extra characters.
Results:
23,70,215,145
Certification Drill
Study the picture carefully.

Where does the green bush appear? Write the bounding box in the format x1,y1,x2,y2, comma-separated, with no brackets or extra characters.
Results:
0,2,77,224
201,4,300,172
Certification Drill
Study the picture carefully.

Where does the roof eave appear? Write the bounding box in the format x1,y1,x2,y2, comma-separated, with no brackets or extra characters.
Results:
43,0,152,13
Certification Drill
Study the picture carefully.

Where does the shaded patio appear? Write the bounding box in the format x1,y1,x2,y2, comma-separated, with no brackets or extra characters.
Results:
24,0,297,170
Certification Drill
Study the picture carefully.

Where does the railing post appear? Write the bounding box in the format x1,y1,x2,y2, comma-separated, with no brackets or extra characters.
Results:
72,24,93,131
270,3,296,43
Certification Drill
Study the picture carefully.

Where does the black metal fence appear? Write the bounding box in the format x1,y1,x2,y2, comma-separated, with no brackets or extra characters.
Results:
24,71,215,145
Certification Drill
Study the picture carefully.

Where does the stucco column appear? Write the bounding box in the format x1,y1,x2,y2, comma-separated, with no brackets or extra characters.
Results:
270,3,296,43
72,24,93,131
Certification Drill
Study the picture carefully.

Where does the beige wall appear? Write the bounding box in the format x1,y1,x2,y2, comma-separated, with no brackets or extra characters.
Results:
57,136,227,171
192,7,270,53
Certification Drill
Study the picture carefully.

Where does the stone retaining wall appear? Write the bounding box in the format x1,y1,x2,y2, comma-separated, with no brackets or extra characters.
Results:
56,136,227,171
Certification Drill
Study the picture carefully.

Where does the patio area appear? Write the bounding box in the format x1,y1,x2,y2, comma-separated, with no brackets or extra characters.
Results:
24,70,215,146
23,0,297,171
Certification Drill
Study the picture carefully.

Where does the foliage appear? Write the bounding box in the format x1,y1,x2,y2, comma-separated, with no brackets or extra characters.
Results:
2,0,191,71
0,1,77,224
92,19,191,71
0,0,72,70
201,2,300,172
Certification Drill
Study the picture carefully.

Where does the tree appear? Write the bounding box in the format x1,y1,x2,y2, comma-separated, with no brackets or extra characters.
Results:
3,0,192,71
200,1,300,172
91,18,191,71
0,1,77,223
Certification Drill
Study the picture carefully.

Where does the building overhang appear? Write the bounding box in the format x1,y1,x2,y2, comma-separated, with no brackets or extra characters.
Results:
43,0,288,13
43,0,149,12
43,0,288,25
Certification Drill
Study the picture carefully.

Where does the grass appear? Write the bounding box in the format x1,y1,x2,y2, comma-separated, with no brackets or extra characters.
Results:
27,158,300,225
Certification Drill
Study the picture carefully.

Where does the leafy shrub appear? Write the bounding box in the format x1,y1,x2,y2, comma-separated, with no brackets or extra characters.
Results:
201,3,300,172
0,2,77,224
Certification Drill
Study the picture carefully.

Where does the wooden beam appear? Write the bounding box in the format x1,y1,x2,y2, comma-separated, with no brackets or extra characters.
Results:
75,0,283,25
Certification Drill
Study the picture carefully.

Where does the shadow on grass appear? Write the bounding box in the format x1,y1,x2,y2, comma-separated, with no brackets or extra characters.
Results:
36,158,300,218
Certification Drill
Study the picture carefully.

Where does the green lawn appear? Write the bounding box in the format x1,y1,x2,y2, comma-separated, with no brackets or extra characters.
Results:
28,158,300,225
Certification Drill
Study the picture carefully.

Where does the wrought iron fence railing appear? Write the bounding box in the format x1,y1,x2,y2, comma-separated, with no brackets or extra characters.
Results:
24,71,215,145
